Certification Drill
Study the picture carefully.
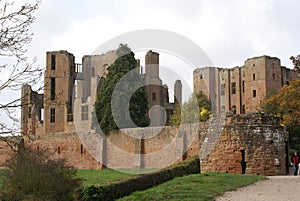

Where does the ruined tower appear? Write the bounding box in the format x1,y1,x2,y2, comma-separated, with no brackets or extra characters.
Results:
21,84,44,135
145,50,159,78
144,50,162,107
44,51,76,134
174,80,182,105
144,50,166,126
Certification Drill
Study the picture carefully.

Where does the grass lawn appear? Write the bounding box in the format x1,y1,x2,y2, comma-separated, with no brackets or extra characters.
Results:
0,169,135,188
0,169,7,187
76,169,136,187
118,172,266,201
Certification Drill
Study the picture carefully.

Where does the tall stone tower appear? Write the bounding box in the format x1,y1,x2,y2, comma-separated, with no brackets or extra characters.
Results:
174,80,182,105
145,50,159,78
145,50,162,107
21,84,43,135
44,51,76,134
144,50,165,126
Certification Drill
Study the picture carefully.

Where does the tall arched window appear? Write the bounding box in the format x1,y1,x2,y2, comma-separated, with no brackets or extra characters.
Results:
231,105,237,114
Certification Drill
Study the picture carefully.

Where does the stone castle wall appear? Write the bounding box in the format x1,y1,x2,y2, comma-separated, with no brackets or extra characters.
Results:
19,124,204,170
1,113,288,176
200,113,288,176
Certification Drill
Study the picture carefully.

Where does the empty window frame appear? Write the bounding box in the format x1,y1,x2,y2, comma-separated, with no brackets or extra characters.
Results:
67,106,73,122
231,105,237,114
152,92,157,101
50,108,55,123
80,144,84,154
28,106,31,118
50,77,55,100
51,54,56,70
221,84,225,96
231,82,236,94
81,105,88,121
91,67,95,77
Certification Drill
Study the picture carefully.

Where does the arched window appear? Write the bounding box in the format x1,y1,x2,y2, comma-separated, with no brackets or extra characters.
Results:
231,105,237,114
242,105,246,114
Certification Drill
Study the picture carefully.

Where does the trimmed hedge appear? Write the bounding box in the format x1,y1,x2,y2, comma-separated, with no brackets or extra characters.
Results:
80,157,200,201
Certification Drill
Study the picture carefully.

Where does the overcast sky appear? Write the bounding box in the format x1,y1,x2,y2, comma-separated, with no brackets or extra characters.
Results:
0,0,299,133
23,0,299,96
28,0,300,67
22,0,300,102
2,0,300,126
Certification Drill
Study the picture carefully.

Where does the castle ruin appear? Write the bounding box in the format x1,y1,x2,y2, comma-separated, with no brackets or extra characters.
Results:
14,52,295,175
194,55,300,114
21,50,182,136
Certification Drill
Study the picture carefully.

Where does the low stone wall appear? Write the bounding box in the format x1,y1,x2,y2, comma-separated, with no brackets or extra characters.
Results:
200,113,288,176
0,140,15,168
0,113,289,176
26,133,102,169
79,124,203,169
20,124,204,170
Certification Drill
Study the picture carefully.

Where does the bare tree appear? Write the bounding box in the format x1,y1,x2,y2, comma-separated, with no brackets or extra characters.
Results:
0,0,41,146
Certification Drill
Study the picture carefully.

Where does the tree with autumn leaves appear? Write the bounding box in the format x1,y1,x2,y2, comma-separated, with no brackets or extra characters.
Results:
263,80,300,150
263,80,300,126
169,91,211,126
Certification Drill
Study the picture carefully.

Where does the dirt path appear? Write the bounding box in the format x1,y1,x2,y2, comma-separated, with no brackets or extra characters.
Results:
215,175,300,201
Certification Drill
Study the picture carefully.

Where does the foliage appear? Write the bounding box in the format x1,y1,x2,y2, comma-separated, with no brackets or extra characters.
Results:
81,157,200,201
287,124,300,152
170,91,211,126
169,104,181,126
92,44,149,134
119,172,265,201
263,80,300,126
262,80,300,150
0,146,82,201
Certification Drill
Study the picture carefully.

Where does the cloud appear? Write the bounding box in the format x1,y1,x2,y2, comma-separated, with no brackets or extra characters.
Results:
2,0,300,129
23,0,300,101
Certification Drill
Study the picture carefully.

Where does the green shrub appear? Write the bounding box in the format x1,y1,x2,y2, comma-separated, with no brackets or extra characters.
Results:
0,147,82,201
81,157,200,201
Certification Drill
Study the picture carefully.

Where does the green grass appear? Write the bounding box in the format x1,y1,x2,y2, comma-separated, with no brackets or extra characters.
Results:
118,172,266,201
0,169,7,187
76,169,136,187
0,169,135,188
0,168,153,188
0,169,266,200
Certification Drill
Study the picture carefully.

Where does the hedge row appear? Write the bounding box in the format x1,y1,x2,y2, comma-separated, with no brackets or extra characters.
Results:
80,157,200,201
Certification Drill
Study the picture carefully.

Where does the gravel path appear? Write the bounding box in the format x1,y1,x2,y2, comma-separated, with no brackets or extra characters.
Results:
215,175,300,201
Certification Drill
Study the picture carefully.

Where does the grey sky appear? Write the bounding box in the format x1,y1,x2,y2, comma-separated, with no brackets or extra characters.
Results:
24,0,300,99
27,0,300,69
1,0,300,128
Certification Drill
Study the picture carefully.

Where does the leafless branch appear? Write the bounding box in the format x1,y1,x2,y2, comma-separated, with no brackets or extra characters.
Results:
0,0,41,146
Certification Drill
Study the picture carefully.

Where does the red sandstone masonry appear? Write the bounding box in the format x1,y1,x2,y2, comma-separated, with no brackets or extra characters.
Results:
200,113,288,176
1,114,288,176
11,124,203,170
